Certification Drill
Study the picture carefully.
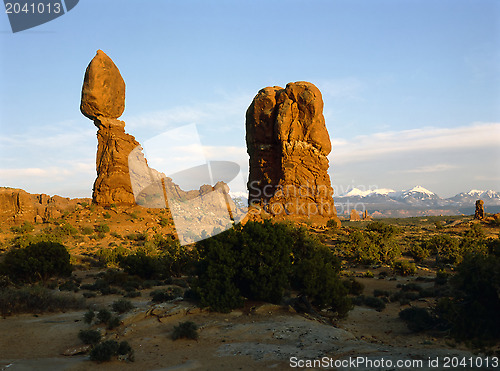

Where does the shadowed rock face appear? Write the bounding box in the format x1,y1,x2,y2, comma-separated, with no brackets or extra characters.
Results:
246,81,340,226
81,50,136,206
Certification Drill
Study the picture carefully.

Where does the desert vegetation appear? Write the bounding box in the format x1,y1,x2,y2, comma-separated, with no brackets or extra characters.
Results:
0,208,499,364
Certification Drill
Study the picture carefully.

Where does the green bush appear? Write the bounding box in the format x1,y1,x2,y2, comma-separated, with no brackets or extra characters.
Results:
97,308,112,324
112,299,134,314
392,261,417,276
343,279,364,295
0,241,72,283
10,221,34,234
118,252,166,279
194,221,351,316
0,286,84,316
78,329,101,345
337,228,401,265
90,340,120,362
399,307,435,332
94,223,110,234
83,309,95,324
352,295,386,311
172,321,198,340
424,235,460,265
436,253,500,344
80,226,94,235
150,287,183,303
406,240,431,263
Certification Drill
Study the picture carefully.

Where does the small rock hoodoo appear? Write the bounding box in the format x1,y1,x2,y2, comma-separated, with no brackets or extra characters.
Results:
246,81,340,226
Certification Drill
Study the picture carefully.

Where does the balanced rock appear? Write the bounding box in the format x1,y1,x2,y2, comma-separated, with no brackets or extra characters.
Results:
474,199,485,220
80,51,136,206
246,81,340,226
80,50,125,120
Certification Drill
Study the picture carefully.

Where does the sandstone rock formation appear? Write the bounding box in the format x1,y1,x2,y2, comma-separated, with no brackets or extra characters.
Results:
81,50,138,206
362,210,372,221
474,199,485,220
0,187,83,224
349,209,361,221
246,81,340,226
80,50,125,120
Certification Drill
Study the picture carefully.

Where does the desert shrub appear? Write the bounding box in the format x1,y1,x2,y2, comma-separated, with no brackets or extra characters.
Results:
406,239,431,263
94,223,110,234
80,226,94,235
290,231,351,315
107,315,121,330
0,286,84,316
97,308,112,324
118,252,166,279
436,253,500,344
150,287,183,303
112,299,134,314
58,279,80,292
392,261,417,276
194,221,351,316
78,329,101,345
424,234,461,265
83,309,95,324
336,228,401,265
153,234,197,277
326,218,339,229
172,321,198,340
90,340,120,362
343,279,364,296
10,221,34,234
373,289,391,297
352,295,386,311
124,291,141,298
159,217,170,227
53,223,78,237
399,307,435,332
83,292,97,298
463,223,485,239
365,221,399,238
434,221,443,230
103,212,111,219
96,245,128,266
435,269,449,285
0,241,72,283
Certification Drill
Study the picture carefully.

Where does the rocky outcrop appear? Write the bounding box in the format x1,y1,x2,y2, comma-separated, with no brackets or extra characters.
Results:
0,187,83,224
246,81,340,226
80,50,138,206
349,209,361,221
474,199,485,220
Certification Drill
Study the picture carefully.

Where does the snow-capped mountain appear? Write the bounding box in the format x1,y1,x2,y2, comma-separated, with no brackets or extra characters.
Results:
335,186,500,217
342,188,396,197
448,190,500,205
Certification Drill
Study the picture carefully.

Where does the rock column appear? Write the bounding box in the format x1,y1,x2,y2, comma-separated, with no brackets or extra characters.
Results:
80,50,138,206
246,81,340,226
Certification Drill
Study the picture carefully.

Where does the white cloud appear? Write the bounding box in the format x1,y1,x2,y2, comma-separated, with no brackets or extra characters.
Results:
330,122,500,165
400,164,458,174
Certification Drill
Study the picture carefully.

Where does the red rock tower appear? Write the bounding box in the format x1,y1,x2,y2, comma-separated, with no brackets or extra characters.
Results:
246,81,340,226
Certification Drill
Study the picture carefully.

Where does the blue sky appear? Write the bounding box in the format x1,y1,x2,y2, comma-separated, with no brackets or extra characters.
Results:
1,0,499,199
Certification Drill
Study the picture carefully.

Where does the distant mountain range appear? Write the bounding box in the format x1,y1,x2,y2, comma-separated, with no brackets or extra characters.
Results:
230,186,500,218
334,186,500,218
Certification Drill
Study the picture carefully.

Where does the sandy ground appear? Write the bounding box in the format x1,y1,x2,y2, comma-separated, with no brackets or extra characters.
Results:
0,273,482,371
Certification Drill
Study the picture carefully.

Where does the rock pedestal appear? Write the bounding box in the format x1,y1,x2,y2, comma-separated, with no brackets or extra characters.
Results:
246,81,340,226
80,50,136,206
474,199,485,220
